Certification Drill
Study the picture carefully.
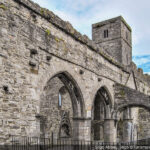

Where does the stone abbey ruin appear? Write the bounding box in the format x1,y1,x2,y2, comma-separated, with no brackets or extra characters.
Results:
0,0,150,145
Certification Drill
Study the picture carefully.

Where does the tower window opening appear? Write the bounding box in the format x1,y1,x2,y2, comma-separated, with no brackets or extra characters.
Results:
104,30,108,38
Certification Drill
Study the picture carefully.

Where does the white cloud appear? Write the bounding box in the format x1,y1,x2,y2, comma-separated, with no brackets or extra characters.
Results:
133,56,150,66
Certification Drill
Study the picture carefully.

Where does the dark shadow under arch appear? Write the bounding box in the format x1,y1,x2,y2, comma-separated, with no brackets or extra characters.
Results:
92,86,112,141
92,86,113,119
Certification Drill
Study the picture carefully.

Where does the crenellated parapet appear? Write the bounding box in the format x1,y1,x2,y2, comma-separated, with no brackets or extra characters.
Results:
129,62,150,94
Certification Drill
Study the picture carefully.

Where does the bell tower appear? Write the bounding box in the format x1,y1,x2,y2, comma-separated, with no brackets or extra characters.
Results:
92,16,132,66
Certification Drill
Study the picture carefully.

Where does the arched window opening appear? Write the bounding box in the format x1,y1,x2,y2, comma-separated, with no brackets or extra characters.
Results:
58,86,67,108
58,92,62,108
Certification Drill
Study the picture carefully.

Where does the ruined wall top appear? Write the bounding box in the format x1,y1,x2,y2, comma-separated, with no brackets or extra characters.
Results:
11,0,129,71
3,0,150,85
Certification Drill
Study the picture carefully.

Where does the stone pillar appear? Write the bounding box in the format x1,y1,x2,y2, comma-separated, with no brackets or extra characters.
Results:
73,117,91,141
123,108,133,142
123,119,133,142
104,119,117,143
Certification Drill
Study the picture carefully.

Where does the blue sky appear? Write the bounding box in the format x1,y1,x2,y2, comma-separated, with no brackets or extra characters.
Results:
32,0,150,74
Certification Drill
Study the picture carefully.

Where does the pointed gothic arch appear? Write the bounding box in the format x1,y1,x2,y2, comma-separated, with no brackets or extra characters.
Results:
92,86,112,141
39,71,85,139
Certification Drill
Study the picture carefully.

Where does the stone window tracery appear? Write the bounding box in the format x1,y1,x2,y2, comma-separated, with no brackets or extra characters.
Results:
60,111,71,138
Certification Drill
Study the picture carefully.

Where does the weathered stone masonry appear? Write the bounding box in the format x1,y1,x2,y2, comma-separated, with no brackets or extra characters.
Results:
0,0,150,144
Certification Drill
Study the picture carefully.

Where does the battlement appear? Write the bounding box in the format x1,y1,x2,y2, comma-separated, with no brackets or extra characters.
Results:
130,62,150,86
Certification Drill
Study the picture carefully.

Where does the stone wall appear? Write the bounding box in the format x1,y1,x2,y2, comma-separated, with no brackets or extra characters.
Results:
138,108,150,139
114,84,150,142
121,20,132,65
114,83,150,111
0,0,150,143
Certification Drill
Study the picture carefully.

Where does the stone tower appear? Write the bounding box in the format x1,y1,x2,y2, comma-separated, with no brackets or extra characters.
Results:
92,16,132,66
